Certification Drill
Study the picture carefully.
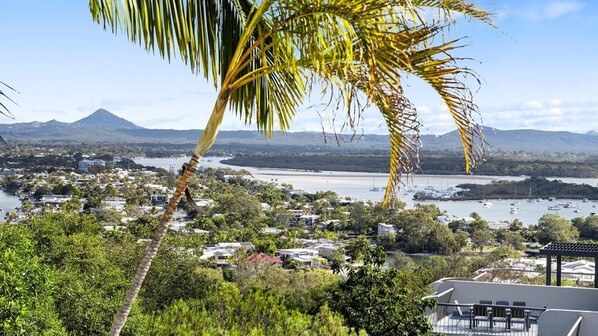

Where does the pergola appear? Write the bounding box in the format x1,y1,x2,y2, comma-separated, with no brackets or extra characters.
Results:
539,242,598,288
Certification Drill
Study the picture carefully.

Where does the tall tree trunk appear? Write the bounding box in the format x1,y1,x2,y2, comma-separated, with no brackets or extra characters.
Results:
109,89,231,335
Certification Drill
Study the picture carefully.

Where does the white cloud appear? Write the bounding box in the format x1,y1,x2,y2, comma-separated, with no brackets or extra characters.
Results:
543,1,585,19
521,0,585,20
522,100,544,110
480,98,598,133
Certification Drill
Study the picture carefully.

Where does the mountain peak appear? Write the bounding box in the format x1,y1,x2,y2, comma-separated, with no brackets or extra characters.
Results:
73,109,141,129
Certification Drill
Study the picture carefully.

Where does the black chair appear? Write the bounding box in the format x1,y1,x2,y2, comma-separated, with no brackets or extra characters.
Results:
472,300,493,328
493,300,511,329
511,301,530,331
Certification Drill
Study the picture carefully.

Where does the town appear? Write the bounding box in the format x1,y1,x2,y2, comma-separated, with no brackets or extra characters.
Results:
3,147,598,335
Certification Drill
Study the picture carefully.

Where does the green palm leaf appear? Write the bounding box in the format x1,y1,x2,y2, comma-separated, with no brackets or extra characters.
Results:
89,1,493,333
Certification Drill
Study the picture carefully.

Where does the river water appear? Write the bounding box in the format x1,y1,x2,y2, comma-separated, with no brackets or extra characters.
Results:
0,190,22,213
135,156,598,226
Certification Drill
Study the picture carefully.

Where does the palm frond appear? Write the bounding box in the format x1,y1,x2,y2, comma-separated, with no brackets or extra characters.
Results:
90,0,492,203
403,0,494,27
404,36,484,173
0,81,17,118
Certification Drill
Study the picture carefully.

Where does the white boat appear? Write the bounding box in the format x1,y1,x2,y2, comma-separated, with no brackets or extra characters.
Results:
549,197,557,202
548,205,561,211
369,178,380,192
564,202,577,209
511,201,520,206
583,198,589,203
510,207,519,214
526,187,533,203
574,209,583,213
483,201,493,207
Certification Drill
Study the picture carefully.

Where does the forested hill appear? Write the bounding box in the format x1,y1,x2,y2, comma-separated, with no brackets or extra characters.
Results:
451,177,598,200
223,154,598,178
1,109,598,154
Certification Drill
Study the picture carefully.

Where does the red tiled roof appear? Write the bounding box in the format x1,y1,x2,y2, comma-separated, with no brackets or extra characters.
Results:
248,252,283,264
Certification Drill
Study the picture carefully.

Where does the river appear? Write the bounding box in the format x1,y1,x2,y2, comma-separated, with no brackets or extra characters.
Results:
0,190,22,213
134,156,598,226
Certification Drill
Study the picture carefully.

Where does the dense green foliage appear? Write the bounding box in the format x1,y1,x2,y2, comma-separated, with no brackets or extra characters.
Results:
0,211,441,335
535,214,579,244
149,284,358,335
0,226,65,335
224,154,598,178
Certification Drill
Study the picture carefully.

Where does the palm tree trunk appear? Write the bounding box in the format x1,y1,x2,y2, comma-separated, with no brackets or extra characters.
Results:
109,88,231,335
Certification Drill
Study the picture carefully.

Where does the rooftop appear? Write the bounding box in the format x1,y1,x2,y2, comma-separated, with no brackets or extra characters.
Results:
426,279,598,336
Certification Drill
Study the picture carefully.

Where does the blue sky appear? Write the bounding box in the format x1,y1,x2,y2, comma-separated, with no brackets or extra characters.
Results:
1,0,597,134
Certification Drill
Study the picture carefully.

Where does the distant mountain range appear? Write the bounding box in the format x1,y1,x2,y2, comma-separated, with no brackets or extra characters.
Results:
1,108,597,154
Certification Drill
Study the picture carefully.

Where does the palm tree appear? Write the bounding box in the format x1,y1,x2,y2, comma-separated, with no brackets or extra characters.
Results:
89,0,492,334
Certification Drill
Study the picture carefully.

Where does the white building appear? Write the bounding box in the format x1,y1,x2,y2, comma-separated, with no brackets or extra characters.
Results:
78,159,106,172
276,248,322,267
377,223,396,236
200,242,255,267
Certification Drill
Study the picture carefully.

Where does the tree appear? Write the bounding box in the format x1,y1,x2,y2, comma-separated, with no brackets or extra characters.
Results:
90,1,492,333
148,284,356,335
573,216,598,239
509,219,524,233
332,265,434,335
471,228,495,253
536,214,579,244
0,225,65,334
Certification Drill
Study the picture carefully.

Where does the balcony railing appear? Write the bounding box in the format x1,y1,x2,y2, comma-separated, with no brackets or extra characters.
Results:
427,302,546,336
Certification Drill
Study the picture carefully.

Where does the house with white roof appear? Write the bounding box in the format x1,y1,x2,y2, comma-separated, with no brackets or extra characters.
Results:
276,248,323,268
377,223,396,236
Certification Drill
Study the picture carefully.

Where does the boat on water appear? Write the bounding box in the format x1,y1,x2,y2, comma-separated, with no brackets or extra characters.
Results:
483,201,493,207
369,178,380,192
548,205,561,211
549,197,557,202
511,201,520,206
583,198,589,203
510,207,519,214
574,209,583,213
564,201,577,209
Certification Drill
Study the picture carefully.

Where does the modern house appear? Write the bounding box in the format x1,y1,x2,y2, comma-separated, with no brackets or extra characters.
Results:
377,222,396,236
200,242,255,267
38,194,72,207
425,278,598,336
425,243,598,336
276,248,322,267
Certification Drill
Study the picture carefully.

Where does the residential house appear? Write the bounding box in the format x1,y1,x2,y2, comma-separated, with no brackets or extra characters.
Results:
247,253,283,269
39,195,72,207
377,223,396,236
200,242,255,267
276,248,322,268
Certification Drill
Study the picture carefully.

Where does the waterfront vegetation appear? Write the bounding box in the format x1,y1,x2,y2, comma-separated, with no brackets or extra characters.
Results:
415,176,598,201
224,153,598,178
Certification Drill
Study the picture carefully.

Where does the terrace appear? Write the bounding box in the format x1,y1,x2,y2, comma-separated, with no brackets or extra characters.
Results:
425,280,598,336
